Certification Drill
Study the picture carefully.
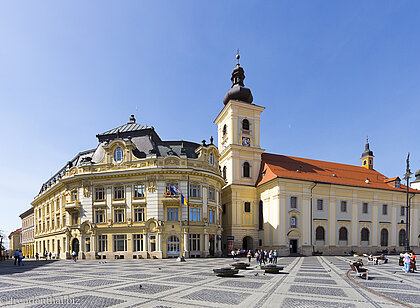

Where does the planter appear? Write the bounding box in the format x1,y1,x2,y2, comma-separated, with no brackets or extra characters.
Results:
231,262,250,269
260,264,284,274
213,267,239,277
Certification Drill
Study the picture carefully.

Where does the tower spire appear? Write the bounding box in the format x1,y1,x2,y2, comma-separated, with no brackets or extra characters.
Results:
361,137,374,169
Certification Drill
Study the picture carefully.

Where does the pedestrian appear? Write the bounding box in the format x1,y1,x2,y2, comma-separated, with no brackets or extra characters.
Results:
255,250,259,263
13,249,19,266
247,250,252,263
18,250,24,266
35,252,39,260
72,251,77,262
274,250,278,264
49,252,52,260
269,250,273,263
259,250,265,265
402,251,411,273
264,250,268,263
410,252,417,273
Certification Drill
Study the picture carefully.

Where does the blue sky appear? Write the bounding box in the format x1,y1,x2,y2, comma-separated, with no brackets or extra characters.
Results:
1,1,420,247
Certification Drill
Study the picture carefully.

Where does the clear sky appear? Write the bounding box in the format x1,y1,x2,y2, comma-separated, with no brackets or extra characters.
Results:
1,1,420,247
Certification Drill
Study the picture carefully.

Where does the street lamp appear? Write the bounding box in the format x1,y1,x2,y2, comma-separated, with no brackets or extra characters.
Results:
403,153,413,252
0,235,3,261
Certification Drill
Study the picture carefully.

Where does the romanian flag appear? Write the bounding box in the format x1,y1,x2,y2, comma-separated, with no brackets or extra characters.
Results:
166,187,171,195
181,194,189,206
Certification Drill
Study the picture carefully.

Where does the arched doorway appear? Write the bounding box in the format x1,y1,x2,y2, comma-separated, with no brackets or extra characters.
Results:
242,236,253,251
71,238,80,254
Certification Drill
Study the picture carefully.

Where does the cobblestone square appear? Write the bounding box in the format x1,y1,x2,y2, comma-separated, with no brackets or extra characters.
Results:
0,255,419,307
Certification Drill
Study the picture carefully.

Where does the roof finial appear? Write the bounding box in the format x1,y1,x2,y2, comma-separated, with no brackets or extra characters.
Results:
366,136,369,144
129,114,136,124
236,49,240,66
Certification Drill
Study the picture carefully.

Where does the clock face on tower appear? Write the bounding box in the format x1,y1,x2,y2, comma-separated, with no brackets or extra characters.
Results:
242,137,251,147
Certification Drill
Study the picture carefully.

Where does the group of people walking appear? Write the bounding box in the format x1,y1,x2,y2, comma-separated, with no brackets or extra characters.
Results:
253,249,278,265
400,251,417,273
13,249,25,266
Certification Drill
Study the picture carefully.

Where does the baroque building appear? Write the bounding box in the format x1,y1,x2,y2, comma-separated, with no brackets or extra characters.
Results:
216,54,420,255
32,116,224,259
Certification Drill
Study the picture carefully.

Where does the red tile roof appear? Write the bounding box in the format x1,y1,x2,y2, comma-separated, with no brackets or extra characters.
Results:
257,153,419,193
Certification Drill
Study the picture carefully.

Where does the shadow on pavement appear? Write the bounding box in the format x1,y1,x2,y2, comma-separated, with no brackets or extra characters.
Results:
0,259,59,276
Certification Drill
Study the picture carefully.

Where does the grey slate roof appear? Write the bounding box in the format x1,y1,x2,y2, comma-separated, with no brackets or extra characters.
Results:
37,115,204,195
98,122,150,136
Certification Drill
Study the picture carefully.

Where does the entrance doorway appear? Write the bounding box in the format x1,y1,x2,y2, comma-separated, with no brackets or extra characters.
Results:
242,236,253,251
289,239,298,254
71,238,80,254
209,235,215,256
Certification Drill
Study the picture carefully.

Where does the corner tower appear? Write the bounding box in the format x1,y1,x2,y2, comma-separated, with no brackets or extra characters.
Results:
214,53,264,252
361,137,374,169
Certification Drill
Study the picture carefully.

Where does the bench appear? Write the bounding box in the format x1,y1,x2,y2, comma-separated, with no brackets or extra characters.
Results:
350,263,368,280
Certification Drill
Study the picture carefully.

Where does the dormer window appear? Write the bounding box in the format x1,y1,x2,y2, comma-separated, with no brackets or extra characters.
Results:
395,179,401,188
114,147,123,163
209,153,214,166
223,124,227,137
242,119,250,131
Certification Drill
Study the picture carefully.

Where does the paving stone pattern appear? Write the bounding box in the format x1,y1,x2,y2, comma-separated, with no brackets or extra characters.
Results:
0,255,418,307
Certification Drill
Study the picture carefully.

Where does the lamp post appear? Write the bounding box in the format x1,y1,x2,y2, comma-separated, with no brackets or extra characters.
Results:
0,235,3,261
403,153,413,252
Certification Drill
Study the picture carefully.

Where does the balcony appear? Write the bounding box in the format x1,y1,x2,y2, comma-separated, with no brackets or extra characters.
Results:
65,201,81,211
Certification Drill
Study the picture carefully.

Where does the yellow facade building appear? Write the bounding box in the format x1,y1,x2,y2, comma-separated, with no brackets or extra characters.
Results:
216,55,420,255
19,208,34,258
32,116,224,259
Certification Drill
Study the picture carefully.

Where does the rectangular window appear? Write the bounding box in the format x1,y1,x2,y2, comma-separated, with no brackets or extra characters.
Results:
133,184,145,198
167,208,179,221
190,208,200,222
113,235,127,252
341,201,347,212
291,196,297,209
362,202,368,214
290,216,297,228
317,199,323,211
114,186,125,200
189,234,201,251
114,209,125,223
209,210,215,223
209,188,216,201
71,190,77,202
133,234,143,251
95,187,105,201
189,184,201,198
400,206,405,216
71,213,78,225
95,210,105,223
244,202,251,213
166,183,179,195
382,204,388,215
98,235,107,252
133,208,145,222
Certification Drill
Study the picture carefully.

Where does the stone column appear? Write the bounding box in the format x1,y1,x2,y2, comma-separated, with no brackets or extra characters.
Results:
217,231,222,254
204,230,209,255
183,230,188,257
157,232,162,252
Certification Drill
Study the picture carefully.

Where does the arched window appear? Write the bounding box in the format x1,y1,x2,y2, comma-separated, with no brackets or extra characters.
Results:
380,229,388,247
242,119,249,130
399,229,406,247
243,162,250,178
222,166,227,180
167,236,180,253
361,228,369,242
315,226,325,241
290,216,297,228
223,124,227,136
114,147,123,163
339,227,348,241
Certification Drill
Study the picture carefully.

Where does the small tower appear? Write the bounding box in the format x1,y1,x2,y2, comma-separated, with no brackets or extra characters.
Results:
361,137,374,169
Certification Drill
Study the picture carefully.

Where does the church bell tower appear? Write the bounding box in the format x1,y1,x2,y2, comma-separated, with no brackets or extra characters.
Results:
214,53,264,253
361,137,374,169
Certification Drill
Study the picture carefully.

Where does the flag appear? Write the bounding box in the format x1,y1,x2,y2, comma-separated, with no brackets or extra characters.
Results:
166,187,171,195
181,194,189,206
172,185,180,195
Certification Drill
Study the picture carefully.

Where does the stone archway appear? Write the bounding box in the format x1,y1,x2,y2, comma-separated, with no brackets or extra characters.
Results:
242,236,253,251
71,238,80,254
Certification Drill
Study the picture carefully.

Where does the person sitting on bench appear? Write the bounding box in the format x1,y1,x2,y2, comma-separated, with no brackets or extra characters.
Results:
379,254,388,264
353,259,368,277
